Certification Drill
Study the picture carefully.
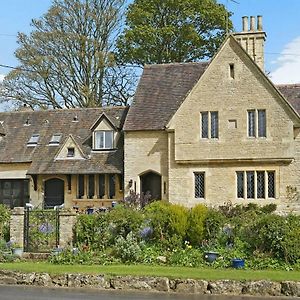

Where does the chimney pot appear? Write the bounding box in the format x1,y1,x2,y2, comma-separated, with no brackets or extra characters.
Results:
257,15,263,31
242,16,248,32
250,16,256,31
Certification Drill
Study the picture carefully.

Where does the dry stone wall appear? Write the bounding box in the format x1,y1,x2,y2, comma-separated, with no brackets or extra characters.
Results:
0,270,299,297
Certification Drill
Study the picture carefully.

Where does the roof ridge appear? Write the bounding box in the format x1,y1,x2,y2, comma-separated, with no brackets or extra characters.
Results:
144,61,210,68
276,83,300,87
0,106,127,115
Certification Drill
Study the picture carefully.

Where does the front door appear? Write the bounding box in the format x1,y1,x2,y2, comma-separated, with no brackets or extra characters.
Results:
44,178,64,208
140,171,162,200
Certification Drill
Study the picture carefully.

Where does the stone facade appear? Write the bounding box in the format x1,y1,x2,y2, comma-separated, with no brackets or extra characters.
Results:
124,34,300,212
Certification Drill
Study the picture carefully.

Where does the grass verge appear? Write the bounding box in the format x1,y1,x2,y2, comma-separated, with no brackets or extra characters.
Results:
0,262,299,281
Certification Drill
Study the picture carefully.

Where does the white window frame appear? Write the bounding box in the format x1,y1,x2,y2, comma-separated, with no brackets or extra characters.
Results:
93,130,114,150
49,133,62,145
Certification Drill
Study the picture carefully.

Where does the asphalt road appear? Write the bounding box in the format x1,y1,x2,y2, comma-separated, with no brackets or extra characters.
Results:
0,285,294,300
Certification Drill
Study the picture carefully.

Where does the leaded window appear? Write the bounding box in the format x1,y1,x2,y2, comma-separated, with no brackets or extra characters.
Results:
201,112,208,138
257,171,265,198
247,171,255,198
211,112,219,138
201,111,218,139
248,110,255,137
236,170,275,199
258,110,266,137
268,171,275,198
236,172,244,198
194,172,205,198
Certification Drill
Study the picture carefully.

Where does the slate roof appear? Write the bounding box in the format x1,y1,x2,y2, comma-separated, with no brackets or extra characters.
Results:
0,107,128,174
124,62,209,131
276,84,300,115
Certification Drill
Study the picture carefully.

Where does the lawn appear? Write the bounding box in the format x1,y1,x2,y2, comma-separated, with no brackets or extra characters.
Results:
1,262,299,281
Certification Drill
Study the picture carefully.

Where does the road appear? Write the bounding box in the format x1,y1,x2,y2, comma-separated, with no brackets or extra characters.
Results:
0,285,293,300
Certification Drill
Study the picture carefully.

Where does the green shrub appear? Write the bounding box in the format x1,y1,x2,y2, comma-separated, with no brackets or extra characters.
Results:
187,204,208,246
0,204,10,241
204,209,226,241
107,205,144,240
145,201,188,247
74,213,111,250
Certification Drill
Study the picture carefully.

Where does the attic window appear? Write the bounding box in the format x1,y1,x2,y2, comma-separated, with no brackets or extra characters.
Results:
94,131,113,150
67,147,75,157
27,134,40,146
49,134,62,145
229,63,235,79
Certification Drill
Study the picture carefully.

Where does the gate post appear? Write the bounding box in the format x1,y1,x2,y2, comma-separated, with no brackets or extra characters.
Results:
10,207,25,248
59,210,77,248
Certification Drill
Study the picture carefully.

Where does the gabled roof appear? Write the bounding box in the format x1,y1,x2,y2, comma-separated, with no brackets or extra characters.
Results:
125,35,300,131
276,84,300,115
0,107,127,174
90,112,117,131
124,62,209,131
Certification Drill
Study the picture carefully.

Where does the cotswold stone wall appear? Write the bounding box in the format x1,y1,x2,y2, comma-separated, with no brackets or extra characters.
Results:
0,270,299,297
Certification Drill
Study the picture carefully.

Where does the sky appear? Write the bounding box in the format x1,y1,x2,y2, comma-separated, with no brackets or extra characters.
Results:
0,0,299,85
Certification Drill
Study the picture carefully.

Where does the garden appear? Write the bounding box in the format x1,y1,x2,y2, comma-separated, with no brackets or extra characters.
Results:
0,196,300,273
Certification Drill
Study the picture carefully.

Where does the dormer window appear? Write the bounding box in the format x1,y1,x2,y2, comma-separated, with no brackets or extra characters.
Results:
49,134,62,145
94,130,113,150
27,134,40,146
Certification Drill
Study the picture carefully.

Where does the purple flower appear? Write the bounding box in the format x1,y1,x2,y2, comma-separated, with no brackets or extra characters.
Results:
39,223,54,234
140,226,153,239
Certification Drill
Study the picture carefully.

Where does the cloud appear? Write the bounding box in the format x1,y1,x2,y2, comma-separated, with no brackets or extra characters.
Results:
270,36,300,84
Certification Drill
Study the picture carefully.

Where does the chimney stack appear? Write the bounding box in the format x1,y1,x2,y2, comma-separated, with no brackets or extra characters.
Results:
242,16,248,32
233,15,266,71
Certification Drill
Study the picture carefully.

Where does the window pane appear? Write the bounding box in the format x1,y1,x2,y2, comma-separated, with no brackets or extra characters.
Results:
94,131,103,149
248,111,255,137
194,173,205,198
211,112,219,138
27,134,40,145
236,172,244,198
247,171,255,198
78,175,84,198
268,171,275,198
109,175,115,199
257,171,265,198
49,134,62,144
105,131,113,149
88,175,94,199
201,112,208,138
98,174,105,198
258,110,266,137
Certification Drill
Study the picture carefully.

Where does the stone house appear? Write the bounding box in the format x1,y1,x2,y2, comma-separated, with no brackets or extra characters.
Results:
124,16,300,212
0,107,127,210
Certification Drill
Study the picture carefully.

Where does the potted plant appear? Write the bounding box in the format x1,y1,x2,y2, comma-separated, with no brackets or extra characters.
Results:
12,243,23,257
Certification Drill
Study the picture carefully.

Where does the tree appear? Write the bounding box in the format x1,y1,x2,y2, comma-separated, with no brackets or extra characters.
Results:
117,0,232,65
0,0,135,109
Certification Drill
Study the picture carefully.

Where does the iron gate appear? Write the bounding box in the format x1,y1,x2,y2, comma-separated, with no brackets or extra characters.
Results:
24,208,59,252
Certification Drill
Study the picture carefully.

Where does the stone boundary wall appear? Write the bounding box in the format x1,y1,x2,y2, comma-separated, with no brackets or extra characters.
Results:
0,270,299,297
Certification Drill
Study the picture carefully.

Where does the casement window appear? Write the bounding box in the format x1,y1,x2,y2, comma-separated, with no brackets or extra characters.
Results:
201,111,219,139
194,172,205,198
236,171,275,199
247,109,266,138
27,134,40,146
94,130,113,150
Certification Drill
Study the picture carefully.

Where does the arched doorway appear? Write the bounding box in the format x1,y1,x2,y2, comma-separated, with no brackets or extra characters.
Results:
140,171,161,200
44,178,64,208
